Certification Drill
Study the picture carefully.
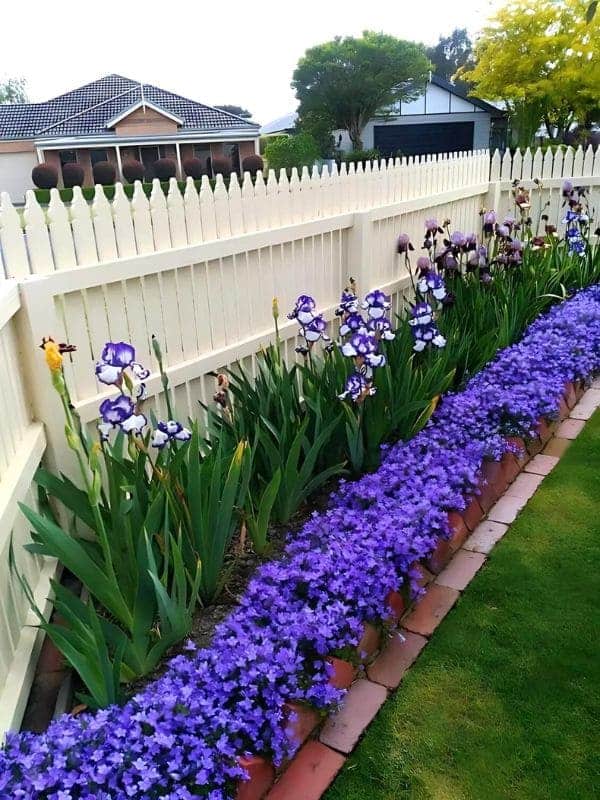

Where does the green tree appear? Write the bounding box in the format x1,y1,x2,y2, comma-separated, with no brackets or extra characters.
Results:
296,109,336,158
215,104,252,119
263,133,320,173
460,0,600,147
426,28,474,85
292,31,430,151
0,77,27,104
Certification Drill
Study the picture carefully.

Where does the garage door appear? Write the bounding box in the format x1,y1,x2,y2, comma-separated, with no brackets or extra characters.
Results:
374,121,474,157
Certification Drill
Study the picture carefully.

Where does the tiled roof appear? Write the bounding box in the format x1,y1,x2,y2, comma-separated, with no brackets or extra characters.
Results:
0,75,259,140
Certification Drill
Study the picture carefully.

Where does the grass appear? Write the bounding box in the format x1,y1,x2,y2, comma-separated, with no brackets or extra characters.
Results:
325,411,600,800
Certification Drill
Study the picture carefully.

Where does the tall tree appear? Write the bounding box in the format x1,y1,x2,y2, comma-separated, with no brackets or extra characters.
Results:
215,104,252,119
460,0,600,147
426,28,473,83
0,77,27,104
292,31,430,150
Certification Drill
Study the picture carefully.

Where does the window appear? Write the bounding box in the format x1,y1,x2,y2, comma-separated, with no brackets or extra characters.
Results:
90,149,108,166
59,150,77,166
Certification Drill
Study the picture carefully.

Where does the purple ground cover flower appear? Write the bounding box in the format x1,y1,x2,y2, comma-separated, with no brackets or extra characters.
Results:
2,287,600,799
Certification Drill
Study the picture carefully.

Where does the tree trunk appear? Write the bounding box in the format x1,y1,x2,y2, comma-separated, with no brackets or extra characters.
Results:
348,118,363,151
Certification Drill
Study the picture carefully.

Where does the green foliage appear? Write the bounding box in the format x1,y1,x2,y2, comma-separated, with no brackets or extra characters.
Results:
296,110,337,158
215,104,253,119
341,149,380,166
426,28,474,84
461,0,600,145
0,76,27,104
293,31,430,149
264,133,320,173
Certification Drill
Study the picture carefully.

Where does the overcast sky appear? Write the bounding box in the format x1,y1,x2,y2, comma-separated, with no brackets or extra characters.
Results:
0,0,501,125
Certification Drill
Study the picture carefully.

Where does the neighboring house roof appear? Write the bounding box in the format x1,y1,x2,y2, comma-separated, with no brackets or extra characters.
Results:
260,112,298,135
0,74,260,140
429,75,505,117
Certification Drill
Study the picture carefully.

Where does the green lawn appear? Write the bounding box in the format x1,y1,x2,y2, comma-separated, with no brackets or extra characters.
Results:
325,413,600,800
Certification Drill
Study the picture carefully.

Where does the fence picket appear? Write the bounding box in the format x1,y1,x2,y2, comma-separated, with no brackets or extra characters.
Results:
91,186,118,262
253,171,268,229
23,191,53,274
167,178,188,248
199,176,218,241
227,173,244,236
583,145,594,177
150,179,172,250
112,183,137,258
289,168,302,223
542,148,554,180
183,177,203,244
213,175,231,239
0,193,29,278
573,145,584,177
71,187,98,266
47,190,76,270
241,172,257,233
131,181,155,254
266,170,280,229
277,168,292,226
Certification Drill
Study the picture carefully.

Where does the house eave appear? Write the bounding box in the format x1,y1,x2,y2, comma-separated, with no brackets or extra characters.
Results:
34,129,259,148
105,100,185,128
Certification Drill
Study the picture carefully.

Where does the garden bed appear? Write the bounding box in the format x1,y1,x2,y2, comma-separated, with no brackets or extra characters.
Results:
2,283,600,799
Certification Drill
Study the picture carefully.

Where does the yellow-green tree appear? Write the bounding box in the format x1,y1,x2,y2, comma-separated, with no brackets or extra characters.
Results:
460,0,600,147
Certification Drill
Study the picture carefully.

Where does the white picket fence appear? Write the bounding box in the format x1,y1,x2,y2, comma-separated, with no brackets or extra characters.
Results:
0,144,598,737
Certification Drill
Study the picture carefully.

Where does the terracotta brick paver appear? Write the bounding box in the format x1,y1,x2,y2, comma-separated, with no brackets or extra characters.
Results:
505,471,544,500
319,680,387,754
266,741,346,800
403,584,460,637
543,437,572,458
367,631,427,689
570,389,600,420
487,495,527,524
525,454,559,476
435,550,486,591
556,418,586,439
463,520,508,554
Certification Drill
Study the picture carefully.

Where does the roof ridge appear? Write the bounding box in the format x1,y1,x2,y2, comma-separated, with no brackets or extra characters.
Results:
143,81,259,127
35,85,139,136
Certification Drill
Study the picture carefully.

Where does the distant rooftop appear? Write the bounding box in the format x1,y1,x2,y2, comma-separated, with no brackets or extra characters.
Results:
0,74,260,140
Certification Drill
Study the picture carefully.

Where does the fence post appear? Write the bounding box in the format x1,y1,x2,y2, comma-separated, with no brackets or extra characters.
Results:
345,210,373,295
15,277,76,482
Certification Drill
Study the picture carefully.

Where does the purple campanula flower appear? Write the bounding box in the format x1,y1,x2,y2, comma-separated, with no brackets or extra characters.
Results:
99,394,134,424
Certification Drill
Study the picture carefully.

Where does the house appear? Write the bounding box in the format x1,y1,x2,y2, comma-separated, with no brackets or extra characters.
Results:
260,113,297,137
261,75,506,158
0,74,261,201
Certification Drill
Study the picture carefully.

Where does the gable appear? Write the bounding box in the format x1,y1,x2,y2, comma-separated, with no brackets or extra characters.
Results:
114,106,179,136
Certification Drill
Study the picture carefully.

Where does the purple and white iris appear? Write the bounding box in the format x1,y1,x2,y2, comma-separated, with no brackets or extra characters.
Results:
362,290,391,320
96,341,150,386
152,420,192,449
338,372,376,402
408,302,446,352
96,340,149,440
300,314,330,343
417,269,446,301
339,313,368,337
288,295,317,325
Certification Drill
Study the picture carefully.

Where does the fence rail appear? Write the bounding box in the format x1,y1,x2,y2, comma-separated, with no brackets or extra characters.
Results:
0,144,598,737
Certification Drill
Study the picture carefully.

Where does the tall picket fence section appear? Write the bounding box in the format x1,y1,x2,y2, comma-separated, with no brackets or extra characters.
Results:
0,144,598,737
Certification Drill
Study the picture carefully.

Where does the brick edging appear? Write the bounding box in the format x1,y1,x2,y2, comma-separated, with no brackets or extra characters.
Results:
240,380,599,800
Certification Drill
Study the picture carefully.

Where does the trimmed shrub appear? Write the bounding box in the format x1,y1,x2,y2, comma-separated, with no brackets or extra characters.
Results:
93,160,116,186
62,162,85,188
241,154,264,176
263,133,320,173
31,162,59,190
341,148,380,166
121,159,145,183
210,155,233,176
153,158,177,181
182,157,204,179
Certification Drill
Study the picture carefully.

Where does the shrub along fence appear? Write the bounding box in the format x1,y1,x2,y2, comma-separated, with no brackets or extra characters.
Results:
0,145,598,737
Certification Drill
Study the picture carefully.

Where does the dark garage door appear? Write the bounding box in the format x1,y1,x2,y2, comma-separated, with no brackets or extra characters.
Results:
374,121,474,157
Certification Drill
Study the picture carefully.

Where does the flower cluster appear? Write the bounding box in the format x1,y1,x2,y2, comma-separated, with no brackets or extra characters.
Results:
97,342,150,441
2,287,600,799
288,295,330,356
408,301,446,352
561,181,591,257
337,288,394,402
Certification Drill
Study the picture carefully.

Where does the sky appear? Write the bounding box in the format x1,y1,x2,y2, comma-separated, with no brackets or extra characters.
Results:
0,0,502,125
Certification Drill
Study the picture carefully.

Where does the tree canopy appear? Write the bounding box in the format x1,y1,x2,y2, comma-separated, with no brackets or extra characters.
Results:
0,77,27,104
292,31,430,150
426,28,473,84
215,104,252,119
460,0,600,146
